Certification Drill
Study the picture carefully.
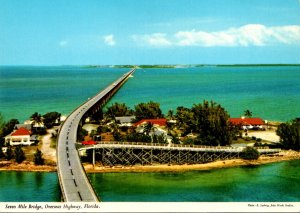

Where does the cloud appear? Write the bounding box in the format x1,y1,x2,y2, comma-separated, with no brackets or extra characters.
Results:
176,24,300,47
132,33,172,47
132,24,300,47
103,34,116,46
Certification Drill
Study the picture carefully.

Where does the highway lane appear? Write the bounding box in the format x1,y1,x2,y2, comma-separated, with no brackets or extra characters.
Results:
57,69,135,202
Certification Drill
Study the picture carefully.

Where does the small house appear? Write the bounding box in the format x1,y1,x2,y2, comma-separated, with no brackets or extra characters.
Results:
115,116,136,126
4,127,37,146
229,117,266,130
134,118,167,128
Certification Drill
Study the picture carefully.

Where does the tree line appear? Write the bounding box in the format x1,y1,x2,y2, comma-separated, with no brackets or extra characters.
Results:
103,101,300,150
103,100,238,146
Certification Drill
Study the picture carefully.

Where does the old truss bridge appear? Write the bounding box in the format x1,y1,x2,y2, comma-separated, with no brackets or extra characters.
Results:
79,142,281,166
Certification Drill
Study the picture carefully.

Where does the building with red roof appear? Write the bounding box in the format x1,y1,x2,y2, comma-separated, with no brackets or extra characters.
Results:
82,140,97,145
5,127,37,146
134,118,167,127
229,117,266,130
11,127,31,136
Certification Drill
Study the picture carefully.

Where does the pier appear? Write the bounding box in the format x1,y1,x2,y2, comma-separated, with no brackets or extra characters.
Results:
56,69,135,202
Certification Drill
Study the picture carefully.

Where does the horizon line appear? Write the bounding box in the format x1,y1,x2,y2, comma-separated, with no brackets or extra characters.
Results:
1,63,300,67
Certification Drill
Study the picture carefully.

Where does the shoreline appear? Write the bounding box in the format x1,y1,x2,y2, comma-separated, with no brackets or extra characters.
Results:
83,150,300,173
0,150,299,173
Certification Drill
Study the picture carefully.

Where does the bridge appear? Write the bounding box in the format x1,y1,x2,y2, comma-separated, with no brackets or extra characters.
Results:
56,69,135,202
79,142,281,166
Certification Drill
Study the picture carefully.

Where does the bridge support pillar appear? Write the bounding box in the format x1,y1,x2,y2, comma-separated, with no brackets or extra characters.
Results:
92,148,95,168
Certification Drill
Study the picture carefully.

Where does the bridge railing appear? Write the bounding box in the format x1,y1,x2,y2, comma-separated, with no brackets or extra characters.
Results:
79,141,281,153
83,141,237,150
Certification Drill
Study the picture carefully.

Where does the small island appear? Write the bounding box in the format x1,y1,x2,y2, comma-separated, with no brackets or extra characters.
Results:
1,100,299,173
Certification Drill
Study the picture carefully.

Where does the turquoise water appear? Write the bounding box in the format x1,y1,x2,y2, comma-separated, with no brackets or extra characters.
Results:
0,171,60,202
1,65,300,202
0,66,126,122
1,160,299,202
88,160,300,202
1,65,300,122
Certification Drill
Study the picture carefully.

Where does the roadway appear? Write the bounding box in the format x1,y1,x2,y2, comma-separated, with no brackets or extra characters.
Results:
57,69,135,202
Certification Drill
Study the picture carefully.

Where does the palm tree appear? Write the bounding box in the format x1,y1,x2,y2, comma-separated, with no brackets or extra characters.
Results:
167,109,174,120
143,122,158,144
244,110,253,118
143,122,153,136
30,112,43,128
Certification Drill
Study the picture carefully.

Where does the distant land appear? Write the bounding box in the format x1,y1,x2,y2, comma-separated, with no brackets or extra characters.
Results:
82,64,300,69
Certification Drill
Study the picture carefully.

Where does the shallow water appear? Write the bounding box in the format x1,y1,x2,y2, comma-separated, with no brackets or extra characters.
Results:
88,160,300,202
0,171,60,202
0,160,299,202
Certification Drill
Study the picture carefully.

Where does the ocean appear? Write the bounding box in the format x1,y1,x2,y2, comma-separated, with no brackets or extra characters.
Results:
0,65,300,202
0,160,299,202
1,65,300,122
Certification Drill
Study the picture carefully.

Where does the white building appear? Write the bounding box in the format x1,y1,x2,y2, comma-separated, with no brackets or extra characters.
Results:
5,127,36,146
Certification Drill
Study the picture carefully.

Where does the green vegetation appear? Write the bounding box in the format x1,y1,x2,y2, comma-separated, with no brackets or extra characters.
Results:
97,125,110,133
6,146,13,160
138,65,175,68
276,118,300,151
102,100,164,125
34,149,45,165
105,102,133,119
43,112,61,128
97,100,238,146
244,109,253,118
14,146,26,163
30,112,43,127
113,65,135,68
152,134,167,143
0,144,4,158
0,118,19,145
175,101,239,146
77,128,88,142
124,132,151,143
134,101,163,120
240,147,260,160
143,122,155,136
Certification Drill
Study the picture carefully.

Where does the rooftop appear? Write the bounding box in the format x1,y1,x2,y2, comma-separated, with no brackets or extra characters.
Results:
11,127,31,136
229,117,265,126
134,118,167,127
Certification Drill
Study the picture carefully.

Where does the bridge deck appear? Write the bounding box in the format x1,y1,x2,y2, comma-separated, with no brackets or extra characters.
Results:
57,69,135,202
79,142,281,154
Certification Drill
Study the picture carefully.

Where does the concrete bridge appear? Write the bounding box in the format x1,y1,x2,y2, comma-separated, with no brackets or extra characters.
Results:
79,142,281,166
56,69,135,202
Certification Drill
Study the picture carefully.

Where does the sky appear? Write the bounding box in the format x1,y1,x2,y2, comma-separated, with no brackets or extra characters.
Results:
0,0,300,65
